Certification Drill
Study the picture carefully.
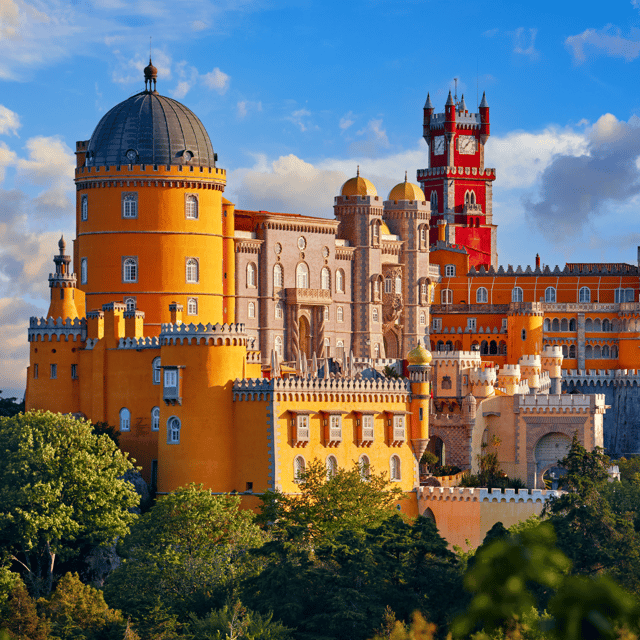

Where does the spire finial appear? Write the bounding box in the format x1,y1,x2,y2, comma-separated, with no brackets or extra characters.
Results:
404,170,407,182
144,54,158,93
58,235,65,254
356,165,360,177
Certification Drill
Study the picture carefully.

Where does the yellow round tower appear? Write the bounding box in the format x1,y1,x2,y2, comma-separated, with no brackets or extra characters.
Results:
73,62,228,334
506,305,543,364
407,340,432,462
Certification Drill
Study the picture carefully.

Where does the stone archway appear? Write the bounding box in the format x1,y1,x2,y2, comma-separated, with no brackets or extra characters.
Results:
299,315,311,360
534,432,571,489
384,329,400,359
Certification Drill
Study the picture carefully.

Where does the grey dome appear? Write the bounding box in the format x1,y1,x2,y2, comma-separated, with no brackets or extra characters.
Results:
85,91,215,168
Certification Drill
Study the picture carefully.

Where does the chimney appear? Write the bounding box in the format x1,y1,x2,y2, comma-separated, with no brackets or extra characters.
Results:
535,253,541,269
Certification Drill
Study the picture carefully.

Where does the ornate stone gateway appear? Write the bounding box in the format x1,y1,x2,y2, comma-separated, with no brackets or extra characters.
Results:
285,288,332,361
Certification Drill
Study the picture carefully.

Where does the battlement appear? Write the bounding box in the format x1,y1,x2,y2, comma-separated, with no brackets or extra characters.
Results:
516,393,605,413
417,486,560,503
28,316,86,342
469,263,640,277
542,345,563,358
247,350,262,364
417,166,495,178
564,369,640,386
117,336,160,349
160,322,247,346
519,355,541,368
498,364,521,376
431,351,482,364
469,368,497,385
75,164,226,178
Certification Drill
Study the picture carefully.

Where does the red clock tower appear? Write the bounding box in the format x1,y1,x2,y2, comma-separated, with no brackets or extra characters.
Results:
418,90,497,268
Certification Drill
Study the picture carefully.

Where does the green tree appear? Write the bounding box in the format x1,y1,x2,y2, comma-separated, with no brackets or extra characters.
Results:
0,411,139,597
104,485,266,623
257,459,404,544
0,581,49,640
0,391,24,418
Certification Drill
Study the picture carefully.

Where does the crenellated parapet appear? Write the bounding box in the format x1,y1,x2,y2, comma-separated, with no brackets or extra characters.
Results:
515,393,606,414
233,375,411,402
417,486,560,503
160,322,247,346
117,336,160,349
28,316,86,342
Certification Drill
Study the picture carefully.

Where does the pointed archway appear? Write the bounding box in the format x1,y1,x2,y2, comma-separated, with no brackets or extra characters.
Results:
299,315,311,360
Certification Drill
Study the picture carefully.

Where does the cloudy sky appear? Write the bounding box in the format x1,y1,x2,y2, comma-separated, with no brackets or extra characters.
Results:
2,0,640,397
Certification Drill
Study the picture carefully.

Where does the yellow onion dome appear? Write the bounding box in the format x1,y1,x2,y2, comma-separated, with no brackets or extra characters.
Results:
380,221,391,235
340,167,377,197
388,172,425,202
407,341,432,365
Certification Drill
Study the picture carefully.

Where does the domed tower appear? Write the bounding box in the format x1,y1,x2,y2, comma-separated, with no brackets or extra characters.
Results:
384,173,431,356
407,340,432,463
47,236,80,321
74,62,230,332
334,168,385,357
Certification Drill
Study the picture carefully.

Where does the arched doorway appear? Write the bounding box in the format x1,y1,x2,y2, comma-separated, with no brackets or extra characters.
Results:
427,435,445,466
384,330,400,359
534,432,571,489
299,315,311,360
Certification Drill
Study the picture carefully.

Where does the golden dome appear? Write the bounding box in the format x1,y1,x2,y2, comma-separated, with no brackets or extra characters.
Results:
388,172,425,202
341,167,377,197
407,341,432,365
380,221,391,235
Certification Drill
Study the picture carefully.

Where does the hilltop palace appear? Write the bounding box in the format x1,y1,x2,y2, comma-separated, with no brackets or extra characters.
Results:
26,62,638,546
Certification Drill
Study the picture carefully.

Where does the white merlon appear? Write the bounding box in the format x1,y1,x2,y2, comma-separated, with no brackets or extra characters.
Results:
417,486,560,503
28,316,86,342
117,336,160,349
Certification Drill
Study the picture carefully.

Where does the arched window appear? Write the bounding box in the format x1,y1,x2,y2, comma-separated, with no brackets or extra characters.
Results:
544,318,551,332
385,277,392,294
124,297,136,312
420,227,427,246
441,289,453,304
476,287,488,303
248,302,255,318
326,455,338,479
275,301,283,319
419,312,426,325
465,190,476,205
570,318,576,331
545,287,556,303
594,345,601,358
390,455,401,481
81,194,88,221
512,287,523,302
569,344,576,358
612,345,619,359
185,194,198,219
373,307,379,322
275,336,283,358
481,340,489,355
187,298,198,315
579,287,591,303
186,258,199,283
395,275,402,293
336,269,344,293
585,318,593,332
603,344,610,358
294,455,306,482
374,343,380,358
489,340,498,355
499,340,507,355
152,357,162,384
561,318,568,332
167,416,181,444
247,263,256,288
603,319,611,332
273,263,283,289
122,193,137,218
430,191,438,212
119,408,131,432
123,257,137,283
562,345,568,357
337,340,345,359
151,406,160,431
445,264,456,277
324,306,329,320
321,267,331,290
359,455,370,480
296,263,309,288
372,221,380,243
81,258,88,285
552,318,559,332
337,307,344,322
420,282,427,297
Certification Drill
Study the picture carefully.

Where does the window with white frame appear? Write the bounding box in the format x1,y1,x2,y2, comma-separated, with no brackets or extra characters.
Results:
420,282,427,297
248,302,255,318
296,414,309,441
545,287,556,303
329,415,342,440
476,287,488,303
273,263,283,289
123,257,138,283
122,193,138,218
324,306,329,320
167,416,181,444
502,318,508,331
362,415,374,441
246,263,256,288
326,454,338,478
324,338,330,355
512,287,523,302
337,306,344,322
395,275,402,293
164,369,178,388
120,407,131,432
420,227,427,246
467,317,477,331
373,307,379,322
296,262,309,288
336,269,344,292
186,258,199,283
374,343,380,358
337,340,345,359
81,194,88,221
432,317,442,331
152,357,161,384
419,312,426,325
385,277,392,294
185,194,198,219
445,264,456,277
393,415,405,441
579,287,591,303
151,406,160,431
294,455,306,482
275,336,283,358
430,286,435,302
614,288,634,303
359,454,370,480
124,297,136,312
81,258,87,284
441,288,453,304
321,267,331,290
275,301,283,319
372,222,379,243
187,298,198,315
390,455,401,481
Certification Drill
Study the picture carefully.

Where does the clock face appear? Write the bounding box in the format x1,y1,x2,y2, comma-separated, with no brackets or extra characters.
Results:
458,135,477,155
125,149,137,163
433,136,445,155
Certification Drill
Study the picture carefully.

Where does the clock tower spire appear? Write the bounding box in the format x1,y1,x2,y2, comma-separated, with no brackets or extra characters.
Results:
418,89,497,269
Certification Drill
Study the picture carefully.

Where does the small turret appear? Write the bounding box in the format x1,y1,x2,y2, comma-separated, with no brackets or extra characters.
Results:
407,340,432,463
458,94,467,113
479,91,490,142
47,236,79,321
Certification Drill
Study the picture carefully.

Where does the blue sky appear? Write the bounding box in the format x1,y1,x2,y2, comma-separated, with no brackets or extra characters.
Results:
2,0,640,396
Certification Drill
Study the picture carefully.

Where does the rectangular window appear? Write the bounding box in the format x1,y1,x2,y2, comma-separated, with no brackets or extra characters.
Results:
81,194,88,221
296,415,310,442
185,194,198,219
71,364,77,379
432,317,442,331
122,192,138,218
330,415,342,440
33,363,38,379
393,415,405,442
50,364,57,379
164,369,178,388
502,318,508,331
362,415,374,442
419,407,423,421
467,318,477,331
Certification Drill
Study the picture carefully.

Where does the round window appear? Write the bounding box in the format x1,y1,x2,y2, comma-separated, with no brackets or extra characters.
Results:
297,237,306,251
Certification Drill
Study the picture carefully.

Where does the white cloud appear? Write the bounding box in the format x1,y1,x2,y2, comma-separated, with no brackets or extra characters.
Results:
191,20,208,31
112,49,173,86
349,118,391,156
339,111,355,131
201,67,230,94
0,143,18,182
286,109,312,132
565,25,640,63
237,100,262,119
513,27,538,59
0,105,20,136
